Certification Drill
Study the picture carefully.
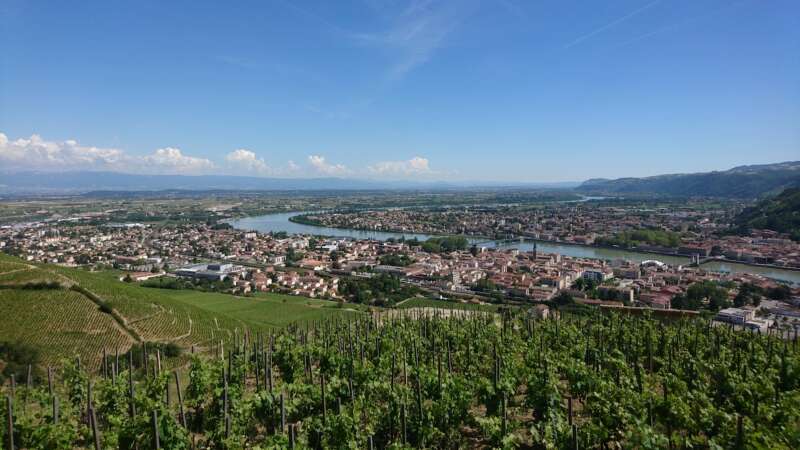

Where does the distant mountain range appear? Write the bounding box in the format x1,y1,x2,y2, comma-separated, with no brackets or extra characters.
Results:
578,161,800,198
2,161,798,198
0,171,579,195
0,171,384,193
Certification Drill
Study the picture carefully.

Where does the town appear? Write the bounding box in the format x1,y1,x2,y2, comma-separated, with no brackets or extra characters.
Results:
2,198,798,337
297,201,800,268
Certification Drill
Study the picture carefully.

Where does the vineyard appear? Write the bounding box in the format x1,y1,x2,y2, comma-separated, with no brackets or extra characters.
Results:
0,254,361,370
0,289,133,368
2,309,799,449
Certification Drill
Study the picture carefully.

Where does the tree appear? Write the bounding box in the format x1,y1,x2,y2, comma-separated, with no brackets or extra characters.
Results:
474,277,497,292
573,278,598,292
0,341,41,383
421,236,469,253
285,247,299,265
379,253,414,267
553,291,574,306
75,253,91,265
671,294,690,310
682,281,730,311
734,283,763,307
767,284,792,300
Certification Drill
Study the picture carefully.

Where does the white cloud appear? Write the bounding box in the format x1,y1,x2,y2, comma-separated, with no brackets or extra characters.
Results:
142,147,216,175
0,132,129,171
368,156,433,176
307,155,350,176
225,149,272,175
0,132,443,180
0,132,215,175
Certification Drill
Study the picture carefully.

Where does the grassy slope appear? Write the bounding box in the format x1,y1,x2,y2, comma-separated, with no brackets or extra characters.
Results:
148,290,360,330
0,253,362,368
0,260,27,273
396,297,501,312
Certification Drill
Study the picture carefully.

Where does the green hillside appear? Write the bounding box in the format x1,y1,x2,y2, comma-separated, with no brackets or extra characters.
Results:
579,161,800,198
0,253,362,370
733,187,800,240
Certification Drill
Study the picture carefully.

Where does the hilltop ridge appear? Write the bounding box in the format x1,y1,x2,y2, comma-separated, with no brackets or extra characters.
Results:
579,161,800,198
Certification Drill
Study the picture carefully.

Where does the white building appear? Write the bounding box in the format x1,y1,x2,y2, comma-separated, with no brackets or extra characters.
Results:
715,307,755,324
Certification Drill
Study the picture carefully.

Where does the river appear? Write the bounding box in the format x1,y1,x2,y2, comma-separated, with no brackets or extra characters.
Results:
230,212,444,242
229,212,800,285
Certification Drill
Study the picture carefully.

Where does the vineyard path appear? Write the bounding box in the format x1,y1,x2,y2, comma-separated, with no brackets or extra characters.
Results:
171,314,194,342
44,267,141,346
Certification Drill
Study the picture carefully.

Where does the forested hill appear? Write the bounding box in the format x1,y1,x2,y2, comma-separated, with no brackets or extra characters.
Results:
733,187,800,241
578,161,800,198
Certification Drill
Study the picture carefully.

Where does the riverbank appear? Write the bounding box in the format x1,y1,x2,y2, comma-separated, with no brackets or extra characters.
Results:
288,213,496,241
698,257,800,273
287,213,327,228
499,236,690,261
560,238,800,274
230,211,800,284
289,215,800,275
289,214,689,262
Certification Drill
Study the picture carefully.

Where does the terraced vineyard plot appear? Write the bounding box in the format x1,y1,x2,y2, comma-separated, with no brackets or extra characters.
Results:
49,266,167,322
45,267,244,347
0,257,367,365
0,260,27,274
0,289,133,369
128,294,248,347
54,274,367,342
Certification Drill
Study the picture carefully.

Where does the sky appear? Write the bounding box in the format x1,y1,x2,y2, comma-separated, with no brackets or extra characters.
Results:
1,0,798,182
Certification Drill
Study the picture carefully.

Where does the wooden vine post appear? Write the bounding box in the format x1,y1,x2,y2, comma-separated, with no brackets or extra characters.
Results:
152,410,160,449
6,394,14,450
175,371,187,428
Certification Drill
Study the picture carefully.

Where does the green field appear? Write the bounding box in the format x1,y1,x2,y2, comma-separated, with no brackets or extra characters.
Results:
396,296,502,312
0,253,364,369
150,289,362,329
0,267,59,284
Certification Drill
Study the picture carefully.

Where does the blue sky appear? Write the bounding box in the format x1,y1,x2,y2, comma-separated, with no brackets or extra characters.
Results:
1,0,798,181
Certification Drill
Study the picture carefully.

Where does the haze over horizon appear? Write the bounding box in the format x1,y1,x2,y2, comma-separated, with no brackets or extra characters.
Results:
1,0,798,182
